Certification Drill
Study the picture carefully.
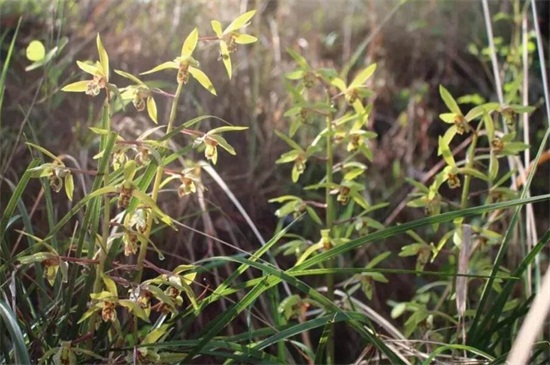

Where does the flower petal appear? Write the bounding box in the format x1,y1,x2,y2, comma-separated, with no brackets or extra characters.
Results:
219,41,232,79
349,63,377,88
225,10,256,33
76,60,100,76
181,28,198,58
330,77,347,92
211,20,223,37
189,67,216,95
115,69,145,85
234,33,257,45
96,34,109,81
140,61,178,75
61,80,89,92
147,96,158,124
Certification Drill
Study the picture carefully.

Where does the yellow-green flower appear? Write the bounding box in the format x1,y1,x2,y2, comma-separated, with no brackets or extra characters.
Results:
211,10,258,79
115,70,158,123
331,64,377,118
140,28,216,95
62,34,109,96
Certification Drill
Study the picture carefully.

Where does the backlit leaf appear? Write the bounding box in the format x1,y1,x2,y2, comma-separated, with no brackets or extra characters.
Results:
26,40,45,61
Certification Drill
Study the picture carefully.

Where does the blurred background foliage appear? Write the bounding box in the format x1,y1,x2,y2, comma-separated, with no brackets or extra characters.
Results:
0,0,549,359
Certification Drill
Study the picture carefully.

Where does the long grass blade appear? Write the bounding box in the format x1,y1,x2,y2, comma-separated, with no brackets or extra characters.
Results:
0,299,31,364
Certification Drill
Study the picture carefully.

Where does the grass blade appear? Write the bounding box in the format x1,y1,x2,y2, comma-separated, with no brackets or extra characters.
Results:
0,300,31,364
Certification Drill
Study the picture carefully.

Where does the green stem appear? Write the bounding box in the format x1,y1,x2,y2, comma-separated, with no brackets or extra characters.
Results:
89,94,111,340
93,101,111,290
460,131,478,209
325,113,335,365
135,81,184,283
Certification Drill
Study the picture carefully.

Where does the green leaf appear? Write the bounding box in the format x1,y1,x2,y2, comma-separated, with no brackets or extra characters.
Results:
26,40,45,61
225,10,256,33
181,28,198,58
96,34,109,80
189,67,217,95
140,61,178,75
366,251,391,268
0,300,31,365
439,85,462,115
142,324,171,345
61,80,89,93
349,64,377,88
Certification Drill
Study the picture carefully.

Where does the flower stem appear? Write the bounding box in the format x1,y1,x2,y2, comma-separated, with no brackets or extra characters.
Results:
460,131,478,209
135,81,184,283
325,113,335,365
